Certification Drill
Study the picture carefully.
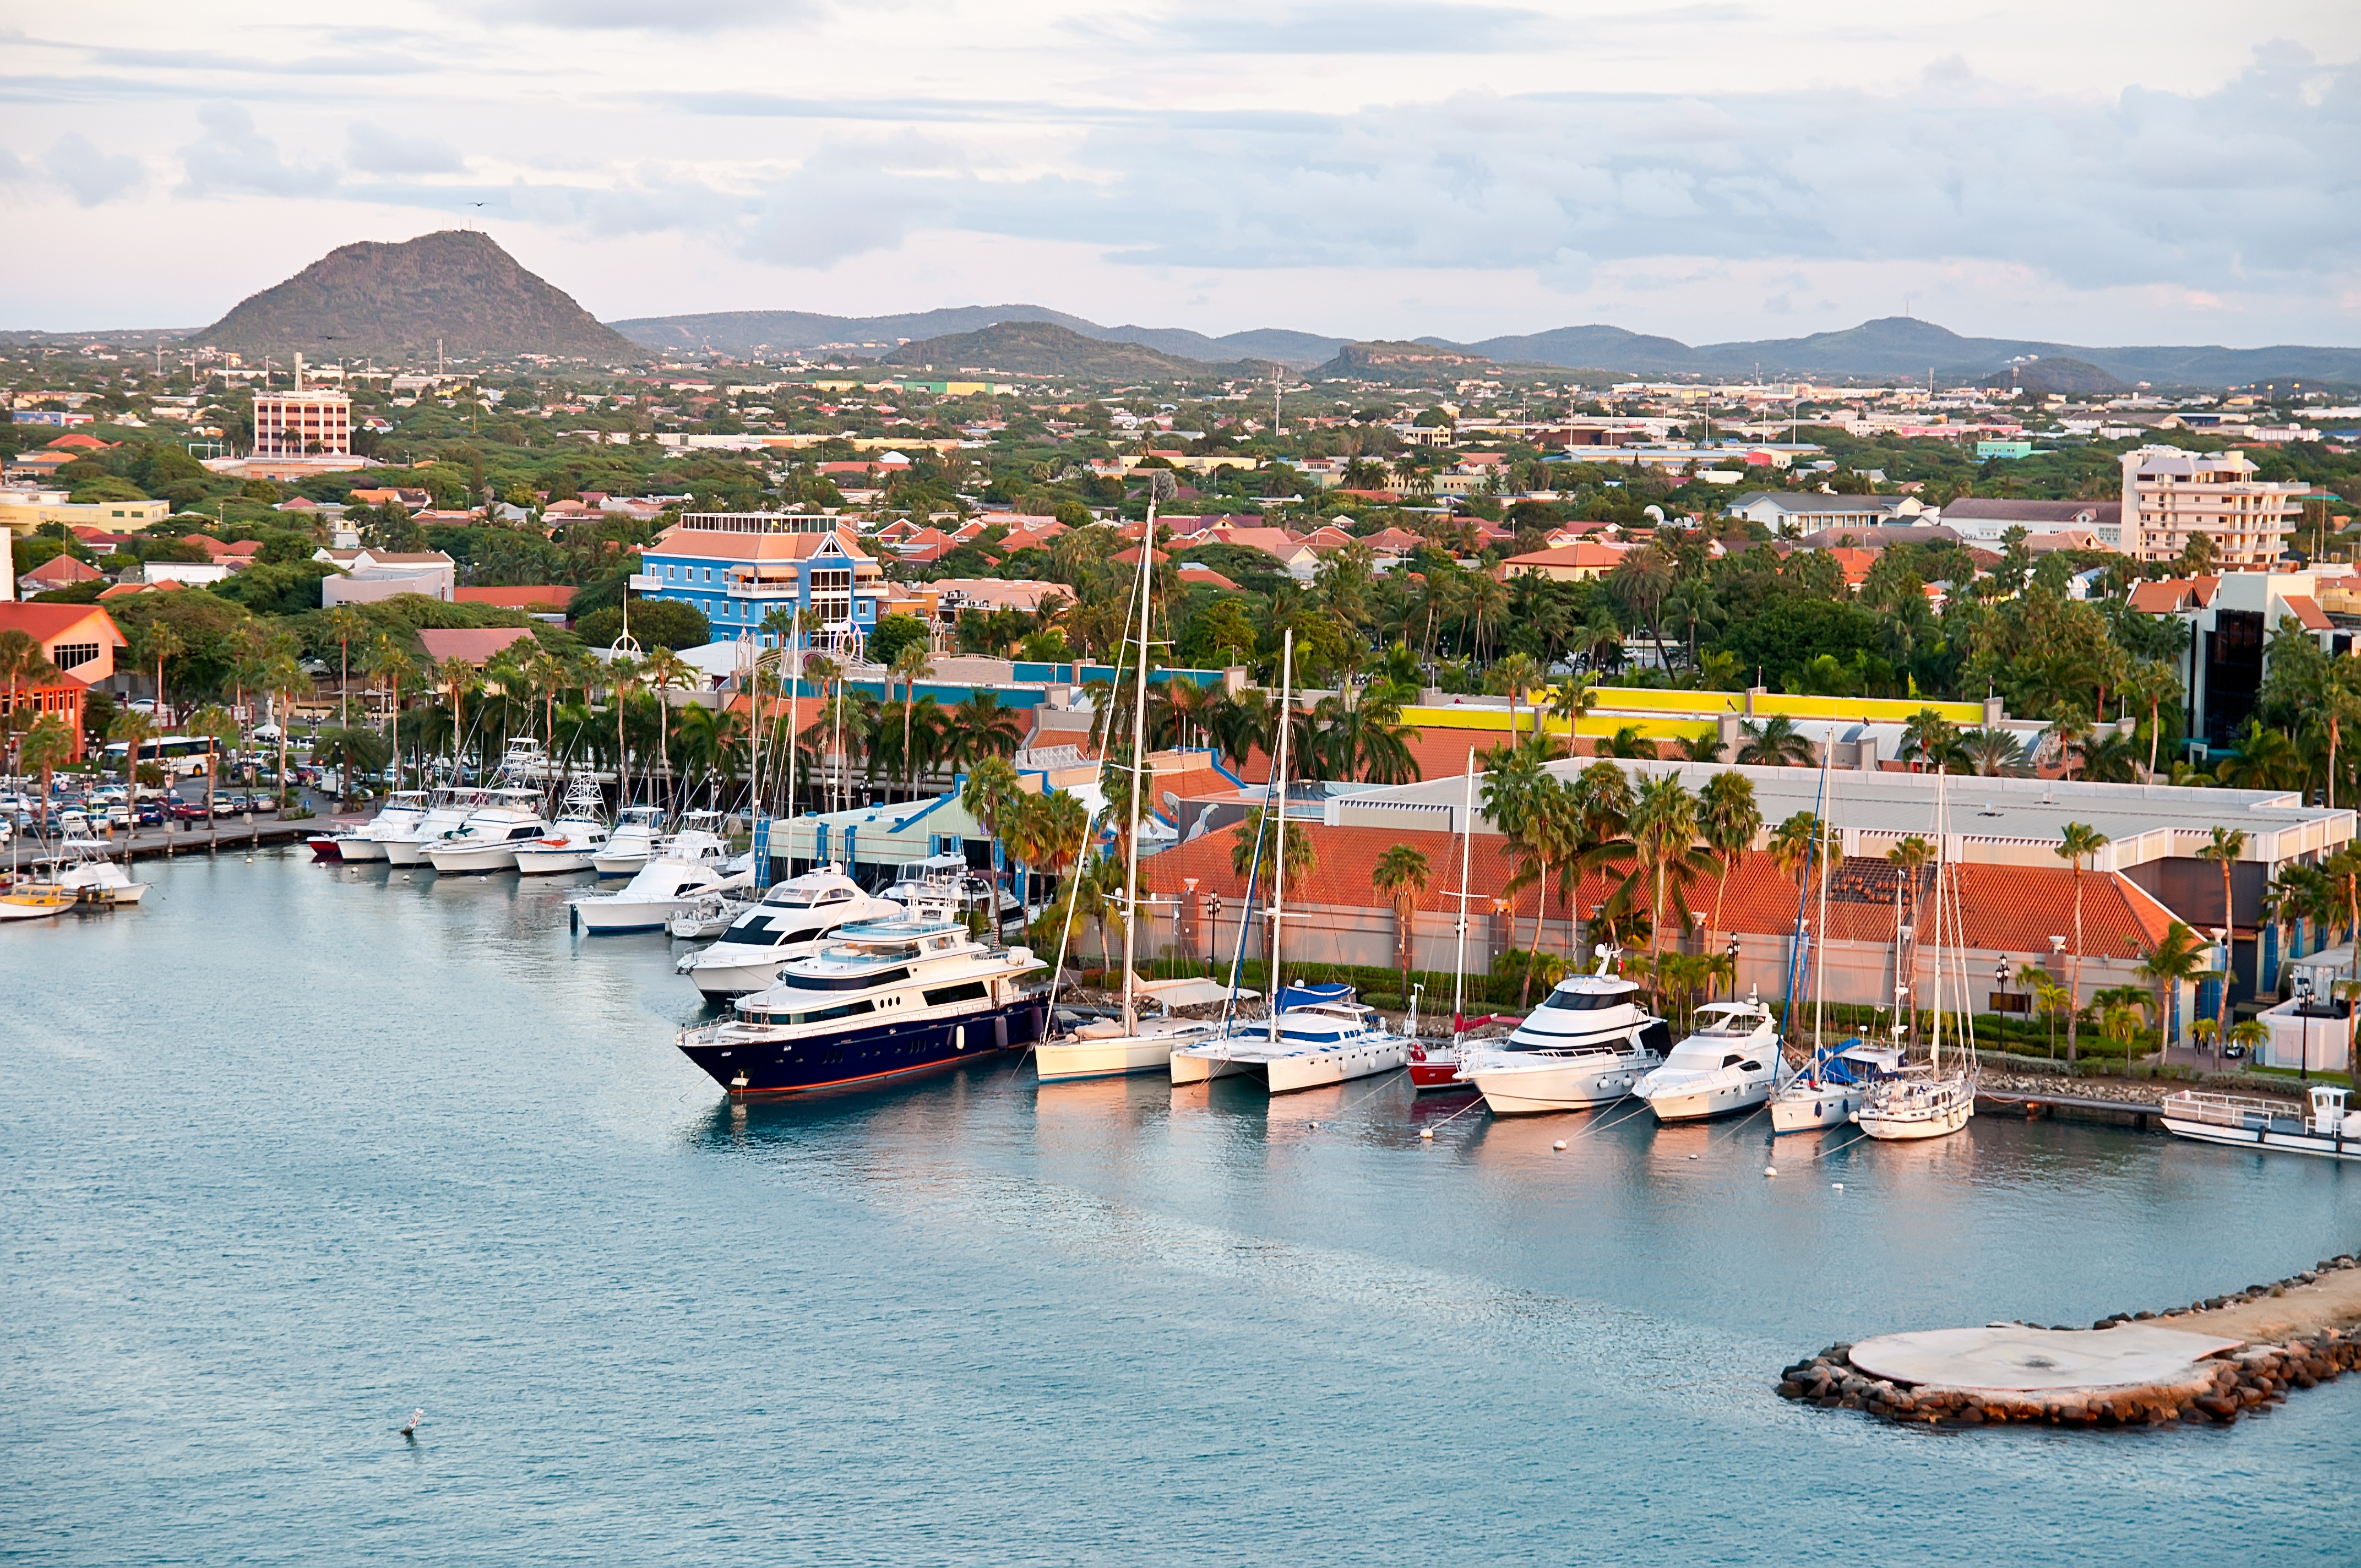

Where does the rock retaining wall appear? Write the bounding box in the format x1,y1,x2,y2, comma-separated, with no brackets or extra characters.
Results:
1780,1253,2361,1428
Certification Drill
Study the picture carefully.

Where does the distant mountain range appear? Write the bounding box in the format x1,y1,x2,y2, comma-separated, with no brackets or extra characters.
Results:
620,306,2361,384
29,229,2359,386
189,231,637,362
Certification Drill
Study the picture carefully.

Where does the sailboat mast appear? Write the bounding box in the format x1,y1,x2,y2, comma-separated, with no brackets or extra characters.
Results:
1812,764,1833,1052
1117,500,1158,1035
785,612,801,827
1268,629,1294,1046
1930,770,1945,1071
1452,748,1473,1037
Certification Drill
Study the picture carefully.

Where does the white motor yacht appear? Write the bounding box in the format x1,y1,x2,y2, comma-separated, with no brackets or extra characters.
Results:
426,790,554,874
382,788,488,867
43,837,146,905
1634,997,1781,1123
674,912,1048,1093
309,790,430,862
1169,983,1411,1093
1464,947,1666,1115
591,805,668,875
675,865,902,998
1771,1041,1905,1133
572,854,748,934
514,781,611,875
2161,1084,2361,1161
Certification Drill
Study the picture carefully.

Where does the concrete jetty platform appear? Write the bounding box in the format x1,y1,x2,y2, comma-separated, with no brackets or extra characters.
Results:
1781,1253,2361,1428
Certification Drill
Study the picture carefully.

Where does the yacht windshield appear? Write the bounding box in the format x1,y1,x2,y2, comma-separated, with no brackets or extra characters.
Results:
1538,989,1628,1012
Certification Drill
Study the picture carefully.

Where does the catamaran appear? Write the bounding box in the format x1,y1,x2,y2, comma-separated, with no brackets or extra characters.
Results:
1170,629,1412,1094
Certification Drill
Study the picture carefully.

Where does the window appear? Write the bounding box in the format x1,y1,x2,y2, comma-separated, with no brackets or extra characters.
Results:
924,981,989,1007
1537,989,1624,1012
51,641,99,672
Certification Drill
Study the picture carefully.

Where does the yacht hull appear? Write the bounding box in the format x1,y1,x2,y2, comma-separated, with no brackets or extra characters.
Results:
382,839,431,867
1855,1098,1973,1140
1644,1079,1772,1124
2161,1116,2361,1161
514,848,596,875
335,838,390,862
307,835,344,861
427,843,522,875
1472,1054,1651,1115
688,956,787,996
574,896,709,934
679,998,1048,1095
590,850,650,876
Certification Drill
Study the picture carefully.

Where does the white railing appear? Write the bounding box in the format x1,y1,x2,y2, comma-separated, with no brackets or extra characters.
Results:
2159,1091,2282,1128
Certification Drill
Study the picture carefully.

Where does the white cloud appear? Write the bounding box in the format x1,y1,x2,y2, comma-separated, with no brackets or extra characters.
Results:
47,133,144,205
179,103,337,197
346,121,466,176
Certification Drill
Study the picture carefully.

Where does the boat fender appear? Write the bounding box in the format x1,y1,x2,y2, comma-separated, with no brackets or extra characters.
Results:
1420,1128,1435,1140
1552,1140,1566,1151
1831,1183,1843,1190
1764,1166,1778,1177
1308,1121,1319,1129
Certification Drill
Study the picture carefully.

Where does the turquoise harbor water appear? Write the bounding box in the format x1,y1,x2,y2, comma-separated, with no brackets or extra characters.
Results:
4,851,2358,1564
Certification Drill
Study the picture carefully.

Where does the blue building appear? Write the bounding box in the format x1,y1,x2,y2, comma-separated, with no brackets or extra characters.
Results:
631,511,889,647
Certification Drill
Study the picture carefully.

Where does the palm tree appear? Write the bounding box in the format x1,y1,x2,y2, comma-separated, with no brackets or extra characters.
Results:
948,692,1024,771
363,636,418,792
1767,810,1821,899
2227,1016,2269,1067
890,643,935,795
1490,651,1547,745
19,715,75,828
961,753,1022,869
2055,822,2110,1064
187,703,238,820
108,707,159,793
0,630,61,772
1898,708,1968,772
1962,727,2030,777
522,650,569,750
135,618,185,725
2197,825,2247,944
1736,714,1814,767
2134,921,2209,1072
643,646,696,803
1612,774,1713,974
1372,843,1432,1001
2215,720,2304,793
264,653,306,806
1698,769,1759,944
323,604,369,728
2190,1014,2219,1075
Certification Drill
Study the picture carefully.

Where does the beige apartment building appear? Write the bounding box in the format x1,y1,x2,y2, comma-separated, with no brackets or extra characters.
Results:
2121,447,2305,568
252,389,352,458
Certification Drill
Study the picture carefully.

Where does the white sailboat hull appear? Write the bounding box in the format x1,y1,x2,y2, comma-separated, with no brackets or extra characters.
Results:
2161,1117,2361,1161
1266,1038,1407,1094
1855,1076,1976,1141
1170,1049,1256,1085
1771,1086,1865,1133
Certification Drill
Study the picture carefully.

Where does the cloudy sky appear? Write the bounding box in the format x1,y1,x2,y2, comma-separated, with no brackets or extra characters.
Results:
6,2,2358,347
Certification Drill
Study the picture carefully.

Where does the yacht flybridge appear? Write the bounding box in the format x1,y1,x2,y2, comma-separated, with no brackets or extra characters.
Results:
1634,996,1781,1124
675,913,1049,1095
1464,946,1668,1115
675,865,904,998
309,791,429,862
381,788,489,867
591,806,667,875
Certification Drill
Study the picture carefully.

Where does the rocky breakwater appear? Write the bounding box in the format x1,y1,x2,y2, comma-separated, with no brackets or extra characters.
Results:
1778,1253,2361,1428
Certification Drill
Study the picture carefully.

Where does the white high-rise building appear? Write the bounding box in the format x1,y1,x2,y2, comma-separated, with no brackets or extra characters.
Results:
2121,447,2305,569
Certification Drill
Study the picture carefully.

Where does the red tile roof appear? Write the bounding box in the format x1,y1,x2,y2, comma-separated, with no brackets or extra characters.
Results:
22,554,104,585
2282,594,2332,631
0,601,128,645
416,627,537,665
453,586,572,609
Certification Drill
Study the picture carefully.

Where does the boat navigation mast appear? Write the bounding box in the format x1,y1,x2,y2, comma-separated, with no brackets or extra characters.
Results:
1266,629,1294,1047
1116,499,1159,1036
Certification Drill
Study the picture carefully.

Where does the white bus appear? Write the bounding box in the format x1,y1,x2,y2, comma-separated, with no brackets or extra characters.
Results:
100,735,221,778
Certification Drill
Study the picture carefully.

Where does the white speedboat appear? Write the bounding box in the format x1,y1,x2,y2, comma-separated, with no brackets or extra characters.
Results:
572,854,748,934
883,852,1013,922
674,865,902,998
1635,997,1781,1123
1170,983,1411,1093
670,895,747,940
2161,1084,2361,1161
1770,1041,1904,1133
591,805,668,875
46,837,146,905
514,781,610,875
426,790,553,875
675,913,1048,1093
309,790,431,862
382,788,488,867
1464,948,1666,1115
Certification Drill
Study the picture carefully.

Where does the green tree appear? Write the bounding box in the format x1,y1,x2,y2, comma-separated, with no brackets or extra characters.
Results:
2055,822,2110,1064
2134,921,2209,1069
1698,770,1760,944
1372,843,1433,1002
890,643,936,794
1736,714,1814,767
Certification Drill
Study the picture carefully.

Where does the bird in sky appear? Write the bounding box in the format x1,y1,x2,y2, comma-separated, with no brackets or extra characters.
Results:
399,1409,425,1438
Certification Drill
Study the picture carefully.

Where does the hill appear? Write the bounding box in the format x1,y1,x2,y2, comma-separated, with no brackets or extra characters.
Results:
876,320,1271,380
188,231,638,363
1972,356,2129,396
611,307,1343,367
1316,340,1492,379
1455,324,1704,372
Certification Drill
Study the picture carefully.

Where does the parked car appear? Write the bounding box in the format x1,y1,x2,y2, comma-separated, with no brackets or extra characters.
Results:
169,799,212,821
57,809,89,836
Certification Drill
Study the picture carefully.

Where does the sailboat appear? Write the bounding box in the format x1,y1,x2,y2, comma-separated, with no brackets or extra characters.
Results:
1855,770,1978,1141
1171,630,1413,1093
1036,497,1226,1082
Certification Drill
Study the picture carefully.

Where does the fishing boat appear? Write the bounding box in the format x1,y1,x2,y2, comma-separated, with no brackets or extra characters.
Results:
1634,995,1781,1123
1462,945,1668,1115
382,787,489,867
1856,772,1978,1142
0,886,74,922
308,791,431,862
1770,1041,1906,1133
36,837,148,906
426,788,554,875
591,805,668,875
674,865,902,997
514,778,611,875
572,852,747,934
674,912,1049,1095
2160,1085,2361,1161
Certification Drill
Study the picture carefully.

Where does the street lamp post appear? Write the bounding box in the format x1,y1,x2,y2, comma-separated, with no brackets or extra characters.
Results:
2295,972,2314,1083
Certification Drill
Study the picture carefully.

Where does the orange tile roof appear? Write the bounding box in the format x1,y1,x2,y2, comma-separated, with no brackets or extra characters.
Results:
0,601,128,644
2282,594,2332,631
1146,826,2180,959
